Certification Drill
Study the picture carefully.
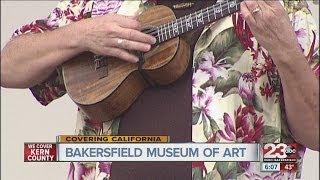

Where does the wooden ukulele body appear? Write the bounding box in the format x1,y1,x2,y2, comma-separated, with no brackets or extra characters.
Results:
62,5,190,122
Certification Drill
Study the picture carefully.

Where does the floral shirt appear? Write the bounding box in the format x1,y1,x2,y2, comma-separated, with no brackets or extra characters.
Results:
12,0,319,179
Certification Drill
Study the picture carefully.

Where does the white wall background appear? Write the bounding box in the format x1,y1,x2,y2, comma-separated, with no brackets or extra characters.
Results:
1,1,319,180
1,2,76,179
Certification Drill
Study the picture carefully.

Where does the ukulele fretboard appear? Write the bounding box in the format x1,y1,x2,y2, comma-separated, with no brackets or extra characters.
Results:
147,0,242,44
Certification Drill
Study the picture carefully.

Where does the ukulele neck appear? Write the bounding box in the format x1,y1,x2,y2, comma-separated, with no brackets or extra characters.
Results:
152,0,242,44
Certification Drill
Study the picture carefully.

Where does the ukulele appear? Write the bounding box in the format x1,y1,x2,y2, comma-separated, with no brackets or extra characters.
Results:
62,0,242,122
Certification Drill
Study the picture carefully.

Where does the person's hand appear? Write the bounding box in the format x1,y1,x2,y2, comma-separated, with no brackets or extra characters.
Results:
240,1,301,56
77,14,156,63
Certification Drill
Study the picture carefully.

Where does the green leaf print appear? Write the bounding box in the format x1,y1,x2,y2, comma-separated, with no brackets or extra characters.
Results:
261,125,281,143
204,171,215,180
209,28,245,65
214,70,241,97
192,107,202,125
203,114,220,140
205,169,222,180
214,162,238,179
194,26,216,61
214,162,244,179
209,116,220,136
203,115,212,140
252,95,264,113
192,167,204,180
223,87,239,97
110,118,121,135
139,0,156,11
194,109,220,141
81,125,99,136
242,95,263,113
200,70,241,98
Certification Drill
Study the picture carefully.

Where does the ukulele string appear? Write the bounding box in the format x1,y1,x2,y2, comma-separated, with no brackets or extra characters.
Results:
143,0,241,37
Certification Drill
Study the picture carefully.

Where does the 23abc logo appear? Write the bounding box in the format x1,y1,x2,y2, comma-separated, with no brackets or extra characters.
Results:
263,143,297,159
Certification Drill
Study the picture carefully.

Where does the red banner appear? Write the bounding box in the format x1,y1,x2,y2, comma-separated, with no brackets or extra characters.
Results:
24,143,57,162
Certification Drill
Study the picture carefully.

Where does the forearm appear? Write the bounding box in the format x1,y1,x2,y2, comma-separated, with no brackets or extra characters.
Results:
1,22,84,88
270,48,319,150
1,14,156,89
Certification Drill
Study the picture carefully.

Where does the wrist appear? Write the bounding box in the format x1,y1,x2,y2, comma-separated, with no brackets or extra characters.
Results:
269,46,305,70
266,32,301,57
65,20,89,53
269,43,303,61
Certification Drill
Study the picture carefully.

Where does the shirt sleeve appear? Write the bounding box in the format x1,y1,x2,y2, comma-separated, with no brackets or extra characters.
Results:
285,0,319,76
11,0,92,106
